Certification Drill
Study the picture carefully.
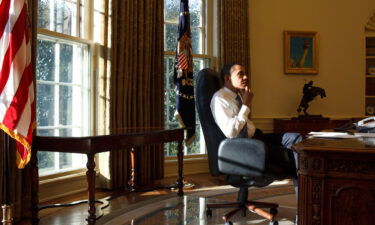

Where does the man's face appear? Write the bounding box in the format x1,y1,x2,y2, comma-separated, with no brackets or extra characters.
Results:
226,65,248,91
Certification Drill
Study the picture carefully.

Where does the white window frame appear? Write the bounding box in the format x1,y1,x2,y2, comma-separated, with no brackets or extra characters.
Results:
36,0,110,201
36,30,91,176
36,0,94,177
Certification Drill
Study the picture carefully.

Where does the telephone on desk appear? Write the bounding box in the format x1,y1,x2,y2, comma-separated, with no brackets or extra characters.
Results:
334,117,375,133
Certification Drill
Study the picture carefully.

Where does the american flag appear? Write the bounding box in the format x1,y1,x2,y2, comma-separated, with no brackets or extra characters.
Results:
0,0,35,168
177,50,188,70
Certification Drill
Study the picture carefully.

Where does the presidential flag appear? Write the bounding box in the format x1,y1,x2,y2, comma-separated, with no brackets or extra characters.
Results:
174,0,195,146
0,0,35,168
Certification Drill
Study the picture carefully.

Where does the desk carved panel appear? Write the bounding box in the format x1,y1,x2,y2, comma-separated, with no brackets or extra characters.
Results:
327,158,375,174
294,138,375,225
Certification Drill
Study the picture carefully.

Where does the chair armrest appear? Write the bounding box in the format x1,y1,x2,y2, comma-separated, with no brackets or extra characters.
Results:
218,138,266,177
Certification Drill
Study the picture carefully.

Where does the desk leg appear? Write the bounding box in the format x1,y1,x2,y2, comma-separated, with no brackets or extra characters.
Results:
177,140,184,196
86,153,96,225
30,149,39,225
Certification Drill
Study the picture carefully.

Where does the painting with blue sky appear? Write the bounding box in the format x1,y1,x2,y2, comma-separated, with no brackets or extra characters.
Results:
289,37,313,68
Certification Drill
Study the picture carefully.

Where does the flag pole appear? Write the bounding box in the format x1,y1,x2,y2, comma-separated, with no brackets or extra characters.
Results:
173,0,196,191
2,131,13,225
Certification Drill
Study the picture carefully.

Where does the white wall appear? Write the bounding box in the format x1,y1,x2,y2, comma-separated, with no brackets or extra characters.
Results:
249,0,375,119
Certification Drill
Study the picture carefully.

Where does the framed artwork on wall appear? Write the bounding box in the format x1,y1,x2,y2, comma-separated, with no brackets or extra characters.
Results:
284,30,319,74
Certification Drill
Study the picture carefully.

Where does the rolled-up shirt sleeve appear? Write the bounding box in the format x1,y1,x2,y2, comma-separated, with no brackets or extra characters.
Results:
210,91,256,138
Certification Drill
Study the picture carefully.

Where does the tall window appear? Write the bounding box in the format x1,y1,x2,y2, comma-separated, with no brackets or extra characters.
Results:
164,0,212,156
36,0,110,176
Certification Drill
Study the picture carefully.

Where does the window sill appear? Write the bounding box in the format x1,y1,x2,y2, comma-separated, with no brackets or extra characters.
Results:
39,170,90,203
38,154,209,202
39,168,87,183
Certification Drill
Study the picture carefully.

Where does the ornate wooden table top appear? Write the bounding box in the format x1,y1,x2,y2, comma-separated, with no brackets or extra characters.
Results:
293,136,375,154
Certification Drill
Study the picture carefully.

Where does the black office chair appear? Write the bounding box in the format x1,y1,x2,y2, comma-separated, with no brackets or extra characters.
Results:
196,68,290,225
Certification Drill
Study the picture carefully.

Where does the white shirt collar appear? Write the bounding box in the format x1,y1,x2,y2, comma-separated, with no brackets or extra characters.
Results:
223,86,238,99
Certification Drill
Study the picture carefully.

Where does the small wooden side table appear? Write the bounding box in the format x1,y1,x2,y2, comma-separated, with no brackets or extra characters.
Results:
30,128,185,225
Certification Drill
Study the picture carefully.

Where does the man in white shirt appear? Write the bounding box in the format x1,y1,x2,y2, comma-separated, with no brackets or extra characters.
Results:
210,63,256,139
210,62,302,193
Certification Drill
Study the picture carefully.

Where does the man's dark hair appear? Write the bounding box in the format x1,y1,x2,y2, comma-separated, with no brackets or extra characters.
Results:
220,62,244,83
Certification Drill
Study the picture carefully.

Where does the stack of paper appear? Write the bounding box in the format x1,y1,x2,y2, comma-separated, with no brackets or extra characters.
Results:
307,132,358,139
308,131,375,139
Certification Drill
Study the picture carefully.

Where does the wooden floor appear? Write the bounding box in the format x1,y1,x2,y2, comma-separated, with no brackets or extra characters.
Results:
16,173,225,225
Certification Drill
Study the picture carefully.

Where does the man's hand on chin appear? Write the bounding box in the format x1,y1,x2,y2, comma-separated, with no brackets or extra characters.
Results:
240,86,253,107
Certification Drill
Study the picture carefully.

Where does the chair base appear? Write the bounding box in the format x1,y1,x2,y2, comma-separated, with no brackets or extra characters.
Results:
206,200,279,224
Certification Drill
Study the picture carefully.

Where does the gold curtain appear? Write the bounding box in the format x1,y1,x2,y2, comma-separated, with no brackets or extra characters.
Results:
0,1,36,221
109,0,164,189
219,0,250,71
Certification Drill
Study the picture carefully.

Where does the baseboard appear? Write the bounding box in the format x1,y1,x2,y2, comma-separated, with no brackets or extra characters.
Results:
39,172,88,203
164,155,209,177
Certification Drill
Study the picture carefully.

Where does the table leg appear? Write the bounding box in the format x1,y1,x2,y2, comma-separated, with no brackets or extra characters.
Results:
177,140,184,196
86,153,96,225
30,148,39,225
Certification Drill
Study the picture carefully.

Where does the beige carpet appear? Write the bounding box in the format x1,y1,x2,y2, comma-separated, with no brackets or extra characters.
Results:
98,180,296,225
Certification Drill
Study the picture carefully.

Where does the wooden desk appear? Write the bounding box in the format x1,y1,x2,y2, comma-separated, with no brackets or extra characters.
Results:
292,137,375,225
30,128,185,225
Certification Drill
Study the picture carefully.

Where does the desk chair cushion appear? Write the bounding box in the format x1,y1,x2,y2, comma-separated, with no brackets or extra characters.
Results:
218,138,266,177
218,138,288,188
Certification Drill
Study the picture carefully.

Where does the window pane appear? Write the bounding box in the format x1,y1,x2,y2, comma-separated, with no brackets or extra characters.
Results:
187,126,200,154
167,90,177,122
192,57,210,75
38,129,55,136
59,44,73,83
38,0,78,36
55,0,76,35
59,128,84,137
36,83,54,127
38,0,50,29
164,123,179,156
59,85,72,126
165,0,202,26
37,39,55,82
190,0,202,27
164,26,203,54
164,0,179,23
164,56,175,89
191,27,202,54
59,153,72,169
164,24,178,51
163,56,177,124
38,152,55,170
